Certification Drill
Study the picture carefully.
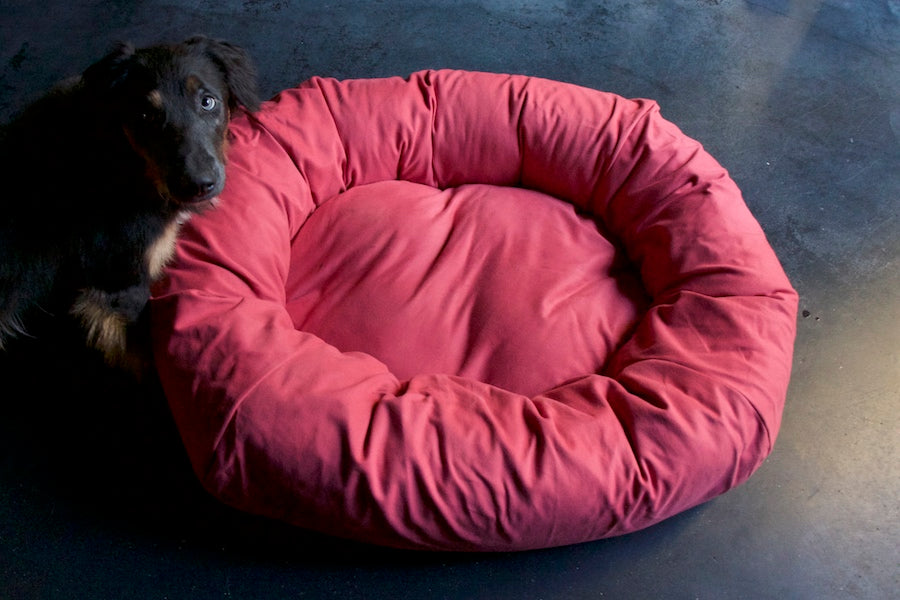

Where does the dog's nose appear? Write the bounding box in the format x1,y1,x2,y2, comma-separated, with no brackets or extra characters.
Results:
198,181,216,196
174,177,219,202
173,151,225,202
188,179,218,201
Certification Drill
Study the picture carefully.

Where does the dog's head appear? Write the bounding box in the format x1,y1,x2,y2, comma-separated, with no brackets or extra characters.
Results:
83,36,260,209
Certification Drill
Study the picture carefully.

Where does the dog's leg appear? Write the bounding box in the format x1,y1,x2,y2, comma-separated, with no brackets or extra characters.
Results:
0,288,29,349
70,285,149,367
0,308,29,350
0,258,57,350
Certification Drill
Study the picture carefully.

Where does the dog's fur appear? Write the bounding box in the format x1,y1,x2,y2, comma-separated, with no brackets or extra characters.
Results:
0,36,259,367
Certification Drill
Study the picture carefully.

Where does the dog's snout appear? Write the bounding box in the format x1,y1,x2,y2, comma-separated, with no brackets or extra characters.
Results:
167,146,225,203
136,104,230,204
172,172,221,202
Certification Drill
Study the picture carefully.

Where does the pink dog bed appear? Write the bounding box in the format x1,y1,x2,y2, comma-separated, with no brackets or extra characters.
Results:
151,70,798,551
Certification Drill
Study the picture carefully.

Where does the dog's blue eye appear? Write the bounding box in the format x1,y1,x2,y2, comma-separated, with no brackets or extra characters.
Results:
200,95,217,111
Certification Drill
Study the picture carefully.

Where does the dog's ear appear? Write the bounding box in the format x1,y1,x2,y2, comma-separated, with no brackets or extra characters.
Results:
81,42,136,94
186,36,260,113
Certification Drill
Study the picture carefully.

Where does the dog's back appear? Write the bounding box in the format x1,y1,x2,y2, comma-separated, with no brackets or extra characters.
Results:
0,82,85,343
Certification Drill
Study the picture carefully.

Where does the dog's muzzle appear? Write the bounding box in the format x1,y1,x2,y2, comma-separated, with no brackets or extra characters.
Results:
169,159,225,205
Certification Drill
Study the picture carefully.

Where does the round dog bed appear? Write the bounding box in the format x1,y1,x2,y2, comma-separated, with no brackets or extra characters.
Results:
151,70,798,551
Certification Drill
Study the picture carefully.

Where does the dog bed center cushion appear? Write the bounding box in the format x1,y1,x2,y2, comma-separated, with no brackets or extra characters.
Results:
151,70,798,551
286,181,646,396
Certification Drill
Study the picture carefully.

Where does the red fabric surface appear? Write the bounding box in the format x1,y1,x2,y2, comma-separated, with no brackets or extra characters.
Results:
151,70,798,551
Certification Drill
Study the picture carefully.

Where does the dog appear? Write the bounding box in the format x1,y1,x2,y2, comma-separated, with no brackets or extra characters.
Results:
0,36,259,368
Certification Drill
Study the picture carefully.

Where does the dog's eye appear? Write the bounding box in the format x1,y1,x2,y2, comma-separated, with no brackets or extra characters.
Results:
139,110,161,124
200,95,217,111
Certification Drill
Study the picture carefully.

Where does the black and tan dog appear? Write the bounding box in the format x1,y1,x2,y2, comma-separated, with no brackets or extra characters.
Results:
0,36,259,368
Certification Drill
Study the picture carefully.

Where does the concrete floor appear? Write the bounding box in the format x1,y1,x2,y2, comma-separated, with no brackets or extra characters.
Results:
1,1,897,598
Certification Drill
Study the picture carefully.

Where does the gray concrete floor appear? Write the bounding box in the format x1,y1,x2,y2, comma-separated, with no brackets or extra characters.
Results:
1,1,897,598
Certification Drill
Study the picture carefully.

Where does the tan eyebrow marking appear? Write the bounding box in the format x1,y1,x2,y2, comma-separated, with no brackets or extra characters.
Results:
185,75,201,94
148,89,164,107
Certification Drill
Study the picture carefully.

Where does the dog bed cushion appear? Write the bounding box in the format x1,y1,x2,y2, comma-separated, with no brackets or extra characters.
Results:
151,70,798,551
